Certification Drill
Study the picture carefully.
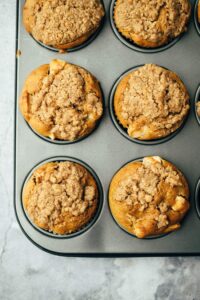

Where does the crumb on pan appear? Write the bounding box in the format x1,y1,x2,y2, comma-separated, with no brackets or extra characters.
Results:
16,49,21,57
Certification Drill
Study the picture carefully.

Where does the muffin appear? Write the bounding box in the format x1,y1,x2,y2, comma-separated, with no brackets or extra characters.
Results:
23,0,105,49
109,156,190,238
20,59,103,141
114,64,190,140
114,0,191,48
23,161,99,235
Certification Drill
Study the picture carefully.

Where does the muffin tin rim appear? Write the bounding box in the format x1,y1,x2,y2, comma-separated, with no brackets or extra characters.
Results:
109,0,186,54
26,0,106,53
109,64,190,146
108,156,190,240
21,156,104,239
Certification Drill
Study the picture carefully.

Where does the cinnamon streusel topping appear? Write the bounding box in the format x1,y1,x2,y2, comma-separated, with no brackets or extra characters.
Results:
109,156,190,238
114,0,191,48
23,0,105,48
23,161,99,234
20,60,103,141
114,64,190,140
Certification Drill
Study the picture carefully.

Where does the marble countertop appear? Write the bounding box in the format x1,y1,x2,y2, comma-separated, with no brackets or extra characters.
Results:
0,1,200,299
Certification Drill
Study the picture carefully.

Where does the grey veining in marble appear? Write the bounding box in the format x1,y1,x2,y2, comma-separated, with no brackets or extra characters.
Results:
0,1,200,299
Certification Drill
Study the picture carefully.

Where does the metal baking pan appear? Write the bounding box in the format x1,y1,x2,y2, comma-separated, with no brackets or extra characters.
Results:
15,0,200,256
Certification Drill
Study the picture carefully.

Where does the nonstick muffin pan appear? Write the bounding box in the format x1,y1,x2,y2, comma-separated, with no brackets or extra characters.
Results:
15,0,200,256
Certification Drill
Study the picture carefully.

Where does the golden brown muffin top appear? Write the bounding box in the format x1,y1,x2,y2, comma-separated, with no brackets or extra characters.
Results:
114,64,190,140
20,59,103,141
23,0,105,48
23,161,99,234
109,156,190,238
114,0,191,48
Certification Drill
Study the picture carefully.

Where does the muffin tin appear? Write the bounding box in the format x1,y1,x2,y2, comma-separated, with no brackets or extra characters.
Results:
15,0,200,256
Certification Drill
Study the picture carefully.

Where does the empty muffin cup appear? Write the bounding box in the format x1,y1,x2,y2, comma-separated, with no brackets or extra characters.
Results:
21,157,104,239
110,0,191,54
109,64,190,146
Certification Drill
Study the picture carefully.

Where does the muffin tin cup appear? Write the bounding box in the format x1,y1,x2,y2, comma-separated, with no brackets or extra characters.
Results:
109,65,190,146
109,0,183,54
21,156,104,239
194,84,200,125
25,85,105,145
194,0,200,37
29,1,106,53
108,157,174,240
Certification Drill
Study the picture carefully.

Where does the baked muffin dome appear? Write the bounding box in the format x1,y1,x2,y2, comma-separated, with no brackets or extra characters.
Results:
20,59,103,142
114,64,190,140
114,0,191,48
109,156,190,239
23,0,105,49
23,161,99,235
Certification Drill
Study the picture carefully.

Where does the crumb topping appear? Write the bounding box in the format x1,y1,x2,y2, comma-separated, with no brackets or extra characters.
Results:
114,157,189,234
24,161,98,232
117,64,189,139
29,0,104,46
27,61,103,141
114,0,190,46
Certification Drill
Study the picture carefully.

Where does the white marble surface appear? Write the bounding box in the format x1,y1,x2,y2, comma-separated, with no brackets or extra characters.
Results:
0,1,200,299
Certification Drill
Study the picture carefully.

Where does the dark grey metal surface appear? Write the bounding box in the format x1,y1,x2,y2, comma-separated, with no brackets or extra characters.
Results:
15,0,200,255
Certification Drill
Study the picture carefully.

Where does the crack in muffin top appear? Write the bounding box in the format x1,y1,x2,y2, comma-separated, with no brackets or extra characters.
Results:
114,0,191,48
109,156,189,238
114,64,190,140
23,0,105,48
20,60,103,141
23,161,99,234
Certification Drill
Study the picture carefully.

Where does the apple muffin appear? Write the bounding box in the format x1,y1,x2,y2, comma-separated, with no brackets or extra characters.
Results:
23,161,99,235
20,59,103,141
114,0,191,48
114,64,190,140
109,156,190,238
23,0,105,49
